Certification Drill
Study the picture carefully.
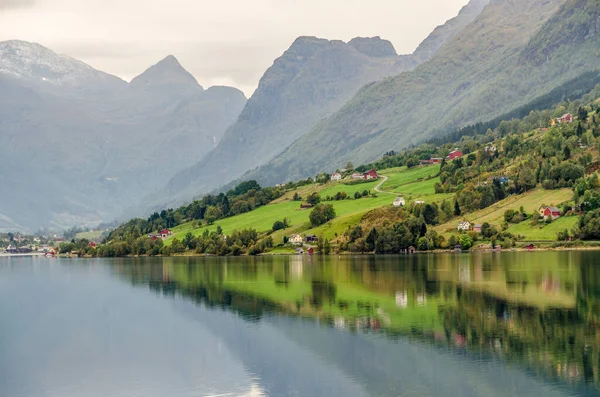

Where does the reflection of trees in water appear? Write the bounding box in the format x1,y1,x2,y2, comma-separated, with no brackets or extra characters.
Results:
110,254,600,391
440,287,600,388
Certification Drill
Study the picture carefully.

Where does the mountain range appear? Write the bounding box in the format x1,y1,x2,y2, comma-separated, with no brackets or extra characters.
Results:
144,0,491,212
4,0,600,231
0,41,246,231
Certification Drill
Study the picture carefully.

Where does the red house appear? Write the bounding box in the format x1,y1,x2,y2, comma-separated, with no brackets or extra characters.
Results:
87,241,97,248
447,149,463,161
363,170,379,180
307,247,314,255
160,229,172,238
557,113,574,124
539,206,561,220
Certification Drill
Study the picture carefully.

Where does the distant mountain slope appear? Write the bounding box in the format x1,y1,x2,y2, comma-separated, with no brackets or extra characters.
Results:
0,43,246,231
151,0,490,211
252,0,588,184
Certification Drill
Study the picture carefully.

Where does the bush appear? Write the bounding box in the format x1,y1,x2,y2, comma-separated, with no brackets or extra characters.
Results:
272,221,286,232
309,204,337,227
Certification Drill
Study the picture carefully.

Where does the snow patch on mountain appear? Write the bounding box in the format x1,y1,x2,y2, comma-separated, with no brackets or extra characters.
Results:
0,40,125,89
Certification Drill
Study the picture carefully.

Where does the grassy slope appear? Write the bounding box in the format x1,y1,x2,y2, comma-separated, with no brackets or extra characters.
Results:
507,216,579,241
434,188,574,234
169,166,446,244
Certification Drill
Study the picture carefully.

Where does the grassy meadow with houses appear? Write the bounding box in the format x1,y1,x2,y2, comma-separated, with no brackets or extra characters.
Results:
166,165,451,250
81,84,600,257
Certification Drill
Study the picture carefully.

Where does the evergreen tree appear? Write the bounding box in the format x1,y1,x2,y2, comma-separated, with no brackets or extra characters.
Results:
454,200,461,216
365,228,378,251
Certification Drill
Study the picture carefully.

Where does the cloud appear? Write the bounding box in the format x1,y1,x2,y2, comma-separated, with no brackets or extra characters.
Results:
0,0,35,10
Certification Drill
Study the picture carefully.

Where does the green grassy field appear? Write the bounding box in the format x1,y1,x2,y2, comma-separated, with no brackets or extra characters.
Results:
168,167,578,246
380,165,440,190
435,188,573,234
169,166,446,244
507,216,579,241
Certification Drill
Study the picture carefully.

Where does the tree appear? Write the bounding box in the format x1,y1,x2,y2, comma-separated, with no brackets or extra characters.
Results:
216,225,223,235
324,239,331,255
345,161,354,170
307,193,322,206
459,235,473,250
454,200,461,216
517,163,537,192
309,204,336,227
272,221,286,231
422,204,439,225
564,145,571,160
183,232,195,249
293,192,302,201
204,206,221,225
365,228,378,251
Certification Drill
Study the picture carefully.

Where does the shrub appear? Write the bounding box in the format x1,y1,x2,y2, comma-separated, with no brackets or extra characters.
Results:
309,204,337,227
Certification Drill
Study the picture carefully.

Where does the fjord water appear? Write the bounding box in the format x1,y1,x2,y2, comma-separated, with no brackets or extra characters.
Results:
1,253,599,397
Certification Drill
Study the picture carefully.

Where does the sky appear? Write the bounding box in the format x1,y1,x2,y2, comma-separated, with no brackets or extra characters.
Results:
0,0,470,96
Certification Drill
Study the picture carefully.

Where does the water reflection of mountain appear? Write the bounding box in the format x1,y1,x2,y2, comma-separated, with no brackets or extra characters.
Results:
111,253,600,395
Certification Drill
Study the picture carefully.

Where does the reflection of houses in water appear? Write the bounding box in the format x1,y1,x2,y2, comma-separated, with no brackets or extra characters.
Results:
396,291,408,308
458,263,471,283
334,316,346,330
377,308,391,326
162,263,173,281
540,275,561,293
290,256,304,280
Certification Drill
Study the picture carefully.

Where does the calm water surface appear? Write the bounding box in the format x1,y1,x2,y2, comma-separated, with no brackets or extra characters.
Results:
1,252,600,396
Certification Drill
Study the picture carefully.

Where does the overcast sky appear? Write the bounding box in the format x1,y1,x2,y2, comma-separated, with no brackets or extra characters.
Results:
0,0,470,96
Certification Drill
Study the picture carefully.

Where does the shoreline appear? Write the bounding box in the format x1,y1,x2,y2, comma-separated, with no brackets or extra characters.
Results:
0,253,46,258
56,245,600,259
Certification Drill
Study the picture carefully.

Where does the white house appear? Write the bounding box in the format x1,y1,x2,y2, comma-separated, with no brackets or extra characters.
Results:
289,234,304,245
457,221,471,232
331,172,342,181
393,197,406,207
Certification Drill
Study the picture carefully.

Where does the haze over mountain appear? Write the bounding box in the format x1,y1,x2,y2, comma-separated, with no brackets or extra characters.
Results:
0,41,246,231
149,0,491,212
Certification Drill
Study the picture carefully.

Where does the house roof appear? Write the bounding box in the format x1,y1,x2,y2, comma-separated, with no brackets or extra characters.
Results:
473,224,482,228
547,206,561,212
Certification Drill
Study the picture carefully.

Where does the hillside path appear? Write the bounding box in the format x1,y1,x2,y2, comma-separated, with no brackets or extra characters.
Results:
374,175,395,195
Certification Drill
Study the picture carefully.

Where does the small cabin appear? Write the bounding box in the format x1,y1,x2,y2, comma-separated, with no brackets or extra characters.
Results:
393,197,406,207
289,234,304,245
473,224,482,233
331,172,342,181
305,235,318,243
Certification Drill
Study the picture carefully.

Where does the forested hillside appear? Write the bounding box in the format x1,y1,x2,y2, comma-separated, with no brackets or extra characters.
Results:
254,0,600,185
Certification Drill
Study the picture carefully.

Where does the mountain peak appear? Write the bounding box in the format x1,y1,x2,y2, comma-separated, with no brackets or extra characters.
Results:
348,36,398,57
0,40,125,90
412,0,490,61
130,55,203,92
